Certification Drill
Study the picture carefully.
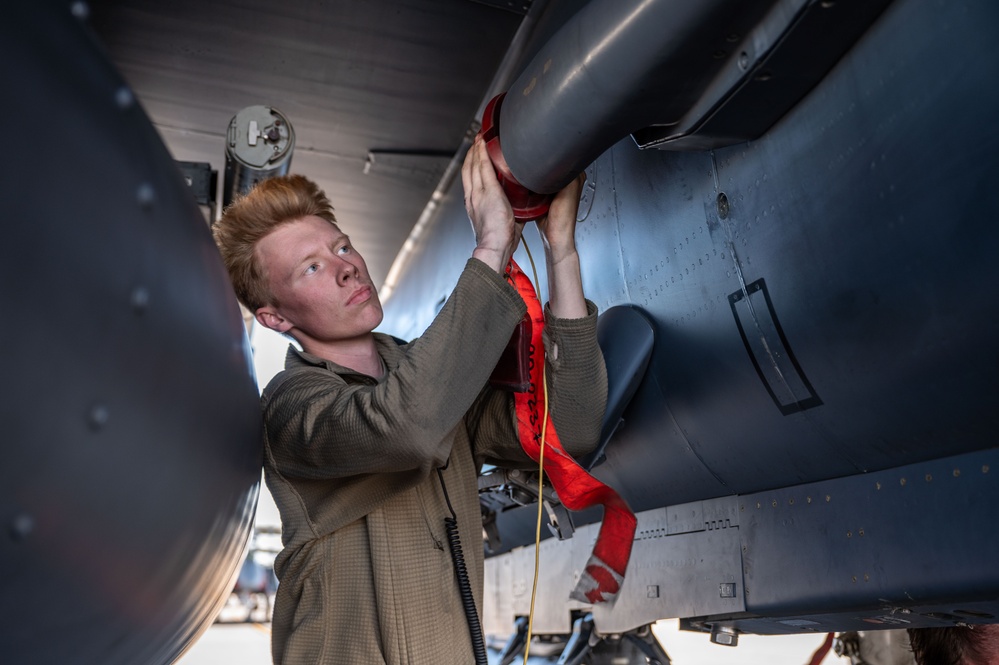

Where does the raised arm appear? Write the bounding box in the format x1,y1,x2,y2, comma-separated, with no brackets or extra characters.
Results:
537,172,588,319
463,135,522,274
472,172,607,464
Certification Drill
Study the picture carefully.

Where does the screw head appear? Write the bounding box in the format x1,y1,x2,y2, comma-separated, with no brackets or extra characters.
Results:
115,87,135,110
717,192,730,219
89,404,109,430
71,1,90,20
137,183,156,208
9,514,34,541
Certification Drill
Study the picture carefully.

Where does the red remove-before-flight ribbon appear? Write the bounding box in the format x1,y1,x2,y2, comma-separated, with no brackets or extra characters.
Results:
506,259,637,604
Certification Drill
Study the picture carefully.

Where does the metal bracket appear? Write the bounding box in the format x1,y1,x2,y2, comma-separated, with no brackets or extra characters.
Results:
478,467,575,551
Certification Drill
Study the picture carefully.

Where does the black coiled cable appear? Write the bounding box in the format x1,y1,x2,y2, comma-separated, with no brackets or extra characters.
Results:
437,466,488,665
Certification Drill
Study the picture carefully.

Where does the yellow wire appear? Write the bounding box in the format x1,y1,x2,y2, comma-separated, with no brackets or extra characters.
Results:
520,240,548,665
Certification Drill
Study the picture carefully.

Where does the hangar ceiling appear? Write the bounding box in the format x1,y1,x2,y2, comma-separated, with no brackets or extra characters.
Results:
89,0,528,289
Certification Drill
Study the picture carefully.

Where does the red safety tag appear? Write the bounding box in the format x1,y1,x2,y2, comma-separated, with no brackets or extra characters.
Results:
506,259,637,604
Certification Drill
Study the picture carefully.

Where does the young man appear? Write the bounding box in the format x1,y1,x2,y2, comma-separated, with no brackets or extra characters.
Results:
213,136,607,664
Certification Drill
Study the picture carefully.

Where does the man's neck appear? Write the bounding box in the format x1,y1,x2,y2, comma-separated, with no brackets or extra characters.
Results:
301,333,384,379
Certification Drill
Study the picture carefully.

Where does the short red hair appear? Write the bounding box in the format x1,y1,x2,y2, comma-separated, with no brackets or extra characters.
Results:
213,174,337,311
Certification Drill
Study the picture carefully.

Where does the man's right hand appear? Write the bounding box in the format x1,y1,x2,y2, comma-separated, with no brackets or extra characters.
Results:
461,135,521,273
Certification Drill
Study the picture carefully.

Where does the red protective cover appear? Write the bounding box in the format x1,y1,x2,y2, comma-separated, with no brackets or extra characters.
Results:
480,93,553,222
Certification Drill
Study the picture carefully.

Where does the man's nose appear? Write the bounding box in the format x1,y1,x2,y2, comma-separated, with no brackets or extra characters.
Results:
335,256,358,284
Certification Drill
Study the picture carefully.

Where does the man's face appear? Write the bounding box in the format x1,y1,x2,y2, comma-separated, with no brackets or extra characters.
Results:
254,215,383,345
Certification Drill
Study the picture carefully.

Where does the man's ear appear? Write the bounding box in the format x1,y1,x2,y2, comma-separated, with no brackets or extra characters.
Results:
255,307,293,334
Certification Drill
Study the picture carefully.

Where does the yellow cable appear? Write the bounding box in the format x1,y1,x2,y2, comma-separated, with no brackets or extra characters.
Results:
520,240,548,665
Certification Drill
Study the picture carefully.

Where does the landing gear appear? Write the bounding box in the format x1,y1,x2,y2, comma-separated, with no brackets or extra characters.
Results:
492,617,670,664
496,617,530,665
555,615,671,665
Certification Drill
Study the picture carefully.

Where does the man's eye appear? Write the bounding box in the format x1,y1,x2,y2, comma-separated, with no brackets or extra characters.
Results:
305,263,319,274
337,245,351,255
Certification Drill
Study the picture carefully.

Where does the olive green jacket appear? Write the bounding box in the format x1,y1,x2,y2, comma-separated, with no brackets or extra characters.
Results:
261,258,607,665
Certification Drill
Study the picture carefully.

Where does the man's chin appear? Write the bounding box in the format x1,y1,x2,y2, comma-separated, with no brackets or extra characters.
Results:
370,304,385,330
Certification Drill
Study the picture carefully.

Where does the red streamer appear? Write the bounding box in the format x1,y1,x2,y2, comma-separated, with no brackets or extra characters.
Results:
507,260,637,603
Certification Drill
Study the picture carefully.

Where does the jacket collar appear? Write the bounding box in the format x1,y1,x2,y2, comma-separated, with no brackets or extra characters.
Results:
283,333,406,381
